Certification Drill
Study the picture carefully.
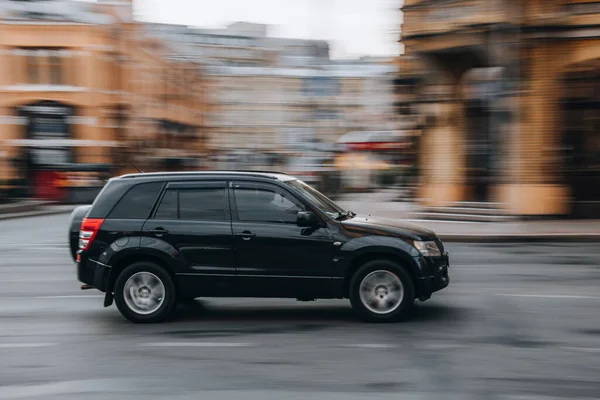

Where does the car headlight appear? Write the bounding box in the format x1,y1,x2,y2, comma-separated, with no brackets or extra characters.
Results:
413,240,442,257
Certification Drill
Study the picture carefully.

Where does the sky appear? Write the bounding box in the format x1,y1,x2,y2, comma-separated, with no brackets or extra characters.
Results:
130,0,403,59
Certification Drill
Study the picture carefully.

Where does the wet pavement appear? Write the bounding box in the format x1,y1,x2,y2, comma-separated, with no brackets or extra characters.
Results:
1,214,600,399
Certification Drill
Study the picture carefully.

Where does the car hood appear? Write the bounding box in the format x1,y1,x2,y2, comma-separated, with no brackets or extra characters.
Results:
340,215,437,241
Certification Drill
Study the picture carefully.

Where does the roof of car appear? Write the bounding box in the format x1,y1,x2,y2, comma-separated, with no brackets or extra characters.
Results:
117,170,296,182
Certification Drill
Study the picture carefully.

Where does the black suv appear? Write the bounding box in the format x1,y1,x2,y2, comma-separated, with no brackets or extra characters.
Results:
69,171,449,323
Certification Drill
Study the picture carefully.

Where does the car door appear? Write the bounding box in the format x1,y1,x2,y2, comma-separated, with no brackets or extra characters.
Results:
141,180,235,298
230,180,334,298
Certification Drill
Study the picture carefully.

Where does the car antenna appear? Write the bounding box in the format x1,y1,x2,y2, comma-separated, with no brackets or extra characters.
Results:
129,162,144,173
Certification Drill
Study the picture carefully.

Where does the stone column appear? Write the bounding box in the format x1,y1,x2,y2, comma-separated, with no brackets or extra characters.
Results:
418,71,467,206
494,41,571,215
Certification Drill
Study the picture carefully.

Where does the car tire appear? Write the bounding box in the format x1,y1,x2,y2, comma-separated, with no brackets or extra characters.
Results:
349,260,415,322
114,261,177,323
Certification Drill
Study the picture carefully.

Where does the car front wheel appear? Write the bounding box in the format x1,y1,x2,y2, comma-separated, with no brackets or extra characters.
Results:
349,260,415,322
114,261,177,323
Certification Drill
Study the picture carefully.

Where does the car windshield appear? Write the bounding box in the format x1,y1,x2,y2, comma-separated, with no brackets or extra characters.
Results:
284,179,347,219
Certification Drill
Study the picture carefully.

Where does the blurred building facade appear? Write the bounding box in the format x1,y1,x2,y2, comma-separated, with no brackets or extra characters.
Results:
0,0,206,201
143,22,399,162
143,21,331,68
203,62,397,152
400,0,600,218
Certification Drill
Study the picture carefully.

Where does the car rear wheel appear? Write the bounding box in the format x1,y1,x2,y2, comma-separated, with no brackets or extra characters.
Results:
114,261,177,323
349,260,415,322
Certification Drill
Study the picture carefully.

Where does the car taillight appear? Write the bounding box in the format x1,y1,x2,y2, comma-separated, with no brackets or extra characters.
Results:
79,218,104,251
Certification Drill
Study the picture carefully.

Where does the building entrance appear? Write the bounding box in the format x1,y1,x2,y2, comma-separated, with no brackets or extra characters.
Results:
18,100,75,200
562,63,600,217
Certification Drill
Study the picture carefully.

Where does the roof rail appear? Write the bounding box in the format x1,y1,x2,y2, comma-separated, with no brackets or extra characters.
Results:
119,170,289,180
228,169,290,175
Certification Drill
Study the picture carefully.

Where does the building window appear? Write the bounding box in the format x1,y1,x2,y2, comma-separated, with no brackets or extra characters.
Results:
22,48,66,85
49,50,62,84
20,101,74,167
26,51,40,84
315,109,338,120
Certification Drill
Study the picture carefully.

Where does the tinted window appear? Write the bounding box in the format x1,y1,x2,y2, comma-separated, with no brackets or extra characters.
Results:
234,186,304,224
153,187,227,221
284,179,344,218
154,189,178,219
108,182,163,219
179,188,227,221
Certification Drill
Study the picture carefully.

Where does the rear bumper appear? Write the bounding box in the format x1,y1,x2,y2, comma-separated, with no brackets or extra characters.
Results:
415,252,450,299
77,253,111,293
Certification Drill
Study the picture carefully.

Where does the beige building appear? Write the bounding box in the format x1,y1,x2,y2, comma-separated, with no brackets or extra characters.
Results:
0,0,206,201
203,62,398,161
400,0,600,217
144,22,399,163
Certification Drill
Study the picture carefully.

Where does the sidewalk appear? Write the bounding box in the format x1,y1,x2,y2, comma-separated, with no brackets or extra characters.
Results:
336,191,600,242
0,200,79,221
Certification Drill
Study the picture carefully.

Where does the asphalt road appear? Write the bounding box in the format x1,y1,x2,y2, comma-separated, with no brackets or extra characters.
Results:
1,214,600,400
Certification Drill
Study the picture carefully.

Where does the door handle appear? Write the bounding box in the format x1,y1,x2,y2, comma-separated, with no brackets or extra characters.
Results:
149,228,169,236
236,231,256,240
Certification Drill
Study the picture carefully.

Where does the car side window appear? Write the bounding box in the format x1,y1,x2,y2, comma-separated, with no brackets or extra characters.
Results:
153,187,227,221
234,185,304,224
179,188,227,221
154,189,178,219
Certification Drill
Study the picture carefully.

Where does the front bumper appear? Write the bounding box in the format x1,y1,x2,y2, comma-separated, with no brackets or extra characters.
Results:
415,251,450,299
76,252,111,293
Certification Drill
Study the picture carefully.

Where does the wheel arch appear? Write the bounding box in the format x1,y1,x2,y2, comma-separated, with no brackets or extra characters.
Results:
342,249,418,298
104,251,179,307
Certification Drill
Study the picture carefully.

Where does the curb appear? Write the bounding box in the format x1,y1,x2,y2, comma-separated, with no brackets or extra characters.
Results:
0,208,75,221
0,202,56,216
439,234,600,243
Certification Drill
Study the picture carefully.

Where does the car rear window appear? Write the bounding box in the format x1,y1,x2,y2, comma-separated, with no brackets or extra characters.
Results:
107,182,164,219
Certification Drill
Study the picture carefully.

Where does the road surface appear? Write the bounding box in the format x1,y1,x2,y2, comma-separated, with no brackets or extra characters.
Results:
1,214,599,399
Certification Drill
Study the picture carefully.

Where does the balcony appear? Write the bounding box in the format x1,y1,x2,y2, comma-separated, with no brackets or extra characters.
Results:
402,0,510,39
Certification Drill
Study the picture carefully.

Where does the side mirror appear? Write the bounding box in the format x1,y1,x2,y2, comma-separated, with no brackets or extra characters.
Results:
297,211,319,227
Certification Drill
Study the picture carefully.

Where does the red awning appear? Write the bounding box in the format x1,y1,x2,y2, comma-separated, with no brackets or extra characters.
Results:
346,141,411,151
